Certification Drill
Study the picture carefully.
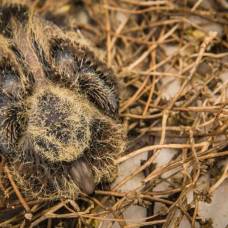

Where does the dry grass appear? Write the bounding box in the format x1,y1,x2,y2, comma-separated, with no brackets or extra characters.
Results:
0,0,228,227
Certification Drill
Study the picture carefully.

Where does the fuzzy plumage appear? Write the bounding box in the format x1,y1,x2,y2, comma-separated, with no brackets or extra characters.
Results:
0,0,125,199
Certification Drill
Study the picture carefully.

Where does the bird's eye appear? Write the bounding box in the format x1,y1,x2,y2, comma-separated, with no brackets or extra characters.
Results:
1,67,19,93
50,39,79,83
49,39,119,117
38,38,120,118
0,60,23,98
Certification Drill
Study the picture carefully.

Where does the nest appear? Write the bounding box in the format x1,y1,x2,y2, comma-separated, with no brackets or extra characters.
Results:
0,0,228,227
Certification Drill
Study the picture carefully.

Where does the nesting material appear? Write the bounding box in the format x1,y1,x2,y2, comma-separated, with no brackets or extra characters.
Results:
0,0,228,227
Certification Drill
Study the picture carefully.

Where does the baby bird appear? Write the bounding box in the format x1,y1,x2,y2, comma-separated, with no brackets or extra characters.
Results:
0,0,125,199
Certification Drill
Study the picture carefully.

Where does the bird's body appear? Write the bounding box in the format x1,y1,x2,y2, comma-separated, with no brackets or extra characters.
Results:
0,0,125,199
